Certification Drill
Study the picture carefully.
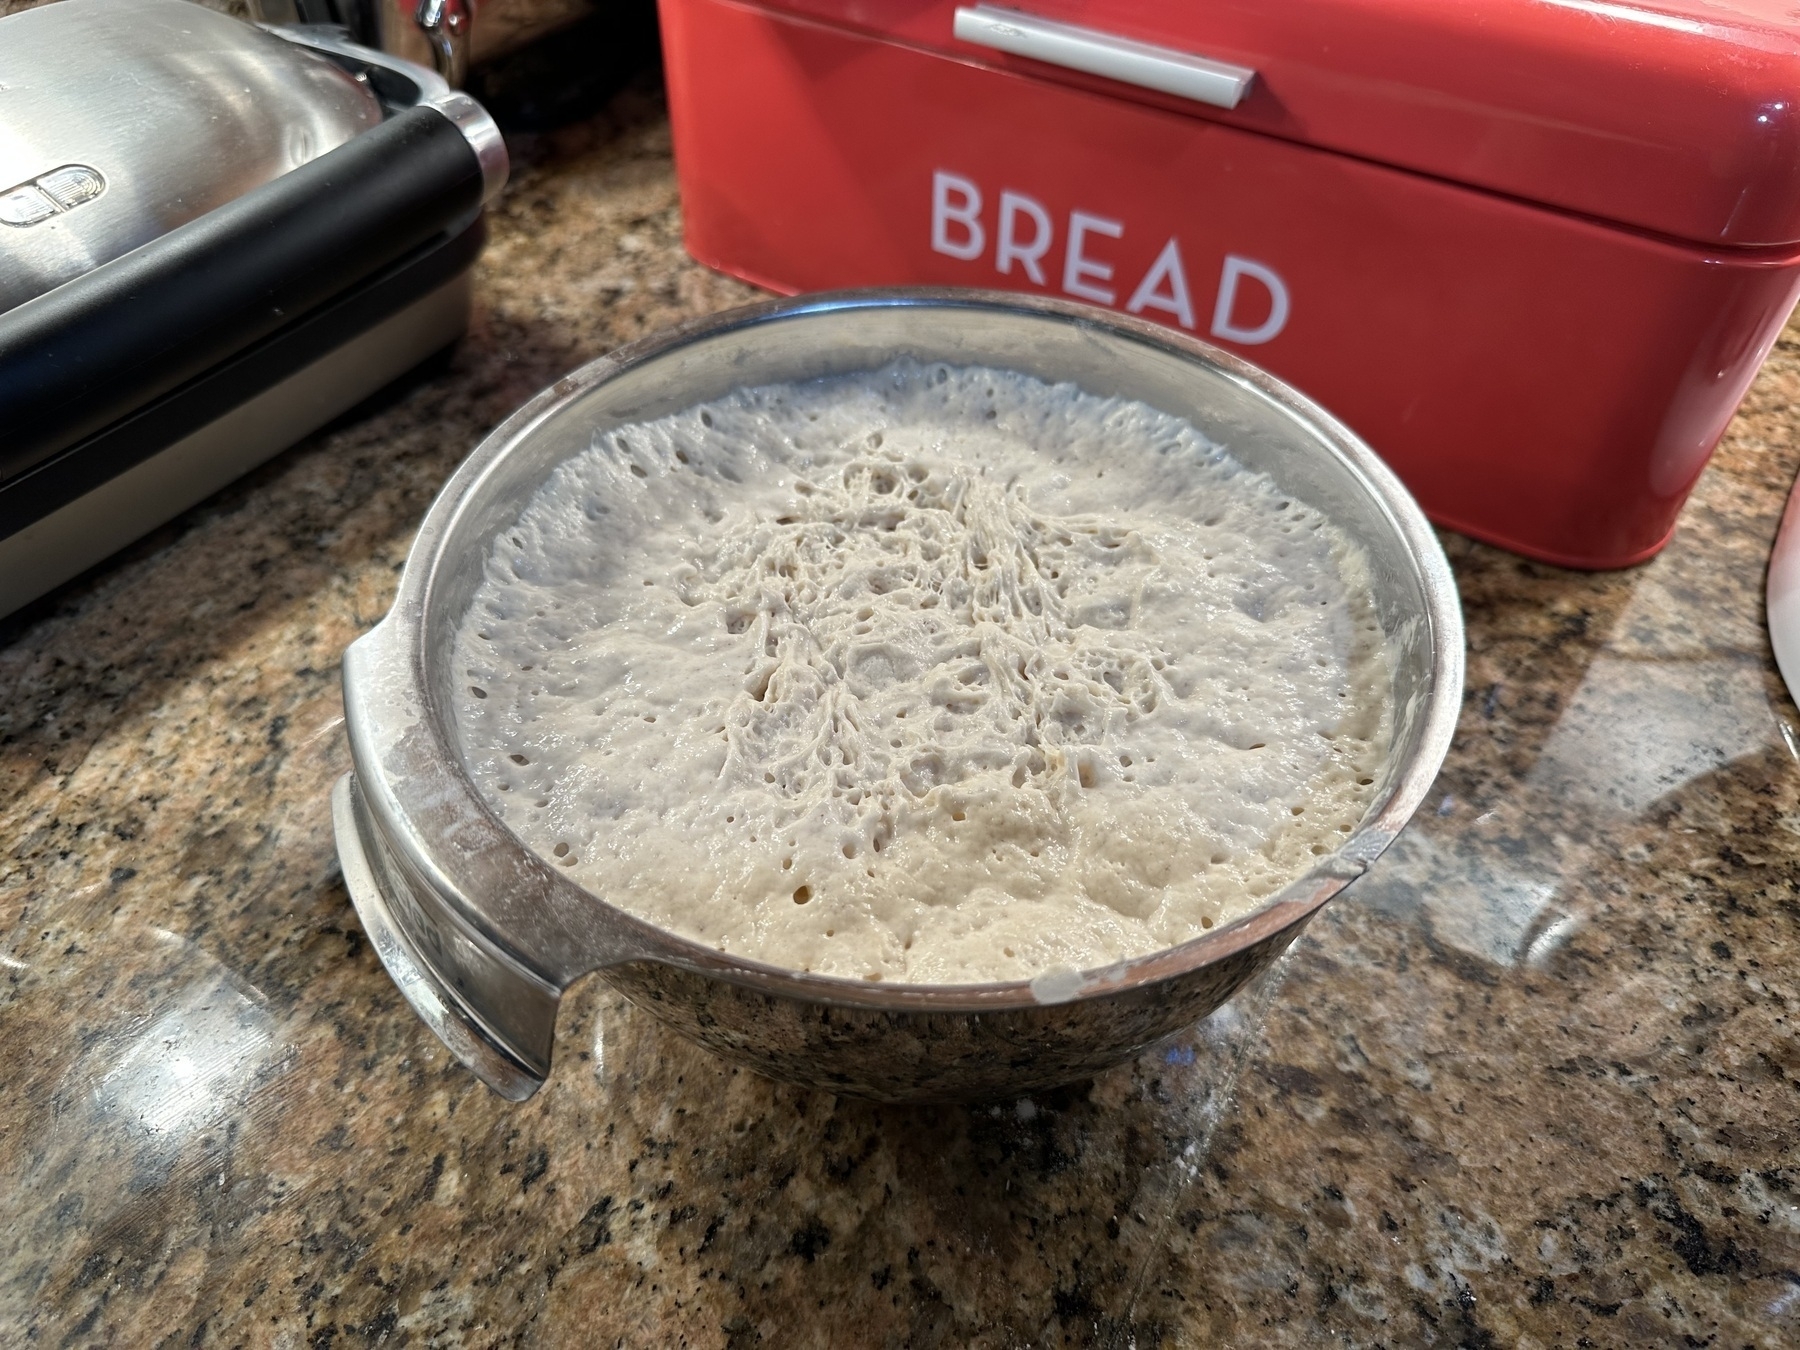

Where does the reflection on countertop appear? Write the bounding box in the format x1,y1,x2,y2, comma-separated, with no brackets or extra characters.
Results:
4,83,1800,1348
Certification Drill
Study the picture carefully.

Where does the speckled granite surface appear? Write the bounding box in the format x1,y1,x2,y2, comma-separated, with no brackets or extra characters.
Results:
4,78,1800,1348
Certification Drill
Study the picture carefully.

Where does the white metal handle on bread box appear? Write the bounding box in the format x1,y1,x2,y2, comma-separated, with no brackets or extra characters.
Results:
952,5,1256,110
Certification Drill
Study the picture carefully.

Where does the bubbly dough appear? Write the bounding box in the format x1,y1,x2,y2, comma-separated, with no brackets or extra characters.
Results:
453,361,1392,984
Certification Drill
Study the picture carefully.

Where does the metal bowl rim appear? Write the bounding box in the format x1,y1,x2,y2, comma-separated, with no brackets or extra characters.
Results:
369,286,1464,1012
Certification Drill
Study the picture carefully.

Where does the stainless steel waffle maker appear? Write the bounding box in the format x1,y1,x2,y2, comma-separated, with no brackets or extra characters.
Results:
0,0,507,617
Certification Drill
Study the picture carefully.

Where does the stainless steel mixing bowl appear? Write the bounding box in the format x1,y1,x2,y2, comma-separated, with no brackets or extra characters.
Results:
332,289,1464,1103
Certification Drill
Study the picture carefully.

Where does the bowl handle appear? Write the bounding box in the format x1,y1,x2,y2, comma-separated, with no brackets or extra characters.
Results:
333,772,557,1099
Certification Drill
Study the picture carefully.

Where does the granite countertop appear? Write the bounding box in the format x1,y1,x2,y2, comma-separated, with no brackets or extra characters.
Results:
4,80,1799,1349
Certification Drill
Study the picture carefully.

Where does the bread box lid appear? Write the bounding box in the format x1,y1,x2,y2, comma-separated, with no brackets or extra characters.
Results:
759,0,1800,248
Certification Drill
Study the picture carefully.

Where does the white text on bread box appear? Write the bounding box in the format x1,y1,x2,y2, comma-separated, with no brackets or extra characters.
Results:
930,170,1290,345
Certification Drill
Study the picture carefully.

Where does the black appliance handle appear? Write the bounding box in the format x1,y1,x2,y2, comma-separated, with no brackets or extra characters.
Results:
0,103,486,485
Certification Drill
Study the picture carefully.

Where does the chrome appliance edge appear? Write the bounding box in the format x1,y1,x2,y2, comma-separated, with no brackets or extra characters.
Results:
263,26,509,202
0,0,383,315
0,273,472,618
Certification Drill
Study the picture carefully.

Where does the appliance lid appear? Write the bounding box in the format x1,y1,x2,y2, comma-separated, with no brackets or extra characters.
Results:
764,0,1800,248
0,0,382,315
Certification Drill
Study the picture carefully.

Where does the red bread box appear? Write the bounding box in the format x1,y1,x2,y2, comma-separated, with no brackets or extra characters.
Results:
658,0,1800,567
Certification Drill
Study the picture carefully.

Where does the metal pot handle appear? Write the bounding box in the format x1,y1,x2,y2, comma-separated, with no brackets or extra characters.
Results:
333,773,554,1098
413,0,473,87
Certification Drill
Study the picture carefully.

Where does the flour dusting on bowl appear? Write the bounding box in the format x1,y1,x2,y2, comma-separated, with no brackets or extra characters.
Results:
451,360,1392,984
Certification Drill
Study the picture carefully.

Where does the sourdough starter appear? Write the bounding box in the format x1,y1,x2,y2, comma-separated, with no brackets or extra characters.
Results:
452,361,1391,984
